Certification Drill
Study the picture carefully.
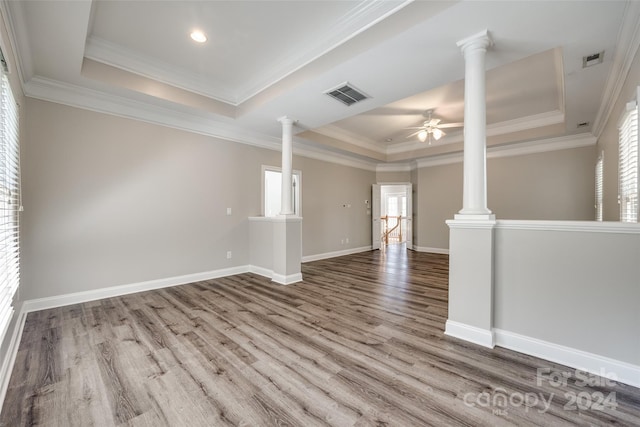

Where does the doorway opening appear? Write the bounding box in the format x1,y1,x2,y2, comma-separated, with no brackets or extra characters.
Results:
372,184,412,250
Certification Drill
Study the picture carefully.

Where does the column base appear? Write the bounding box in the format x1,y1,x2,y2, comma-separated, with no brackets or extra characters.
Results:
455,212,495,221
446,218,495,346
272,216,303,286
445,320,495,348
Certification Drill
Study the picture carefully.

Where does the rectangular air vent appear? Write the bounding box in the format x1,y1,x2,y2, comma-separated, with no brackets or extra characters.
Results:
325,83,369,106
582,51,604,68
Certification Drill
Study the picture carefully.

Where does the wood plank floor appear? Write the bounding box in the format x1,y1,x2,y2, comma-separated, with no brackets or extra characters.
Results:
2,245,639,426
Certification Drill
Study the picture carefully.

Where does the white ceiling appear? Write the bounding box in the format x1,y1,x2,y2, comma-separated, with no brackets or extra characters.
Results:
3,0,639,167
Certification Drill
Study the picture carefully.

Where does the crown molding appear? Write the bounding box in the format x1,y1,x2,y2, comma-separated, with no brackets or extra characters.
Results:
413,132,596,169
592,1,640,137
312,124,387,153
24,75,377,172
85,36,238,106
24,76,283,151
376,163,412,173
234,0,413,104
488,132,596,159
386,110,565,155
1,0,32,86
292,139,377,171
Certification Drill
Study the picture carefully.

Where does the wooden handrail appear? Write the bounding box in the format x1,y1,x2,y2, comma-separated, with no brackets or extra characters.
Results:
381,215,403,244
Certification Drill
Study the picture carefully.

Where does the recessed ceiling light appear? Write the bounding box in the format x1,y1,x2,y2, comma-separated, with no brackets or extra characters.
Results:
190,30,207,43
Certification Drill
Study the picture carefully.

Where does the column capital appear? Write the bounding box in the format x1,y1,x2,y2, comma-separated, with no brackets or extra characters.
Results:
456,29,493,54
277,116,296,125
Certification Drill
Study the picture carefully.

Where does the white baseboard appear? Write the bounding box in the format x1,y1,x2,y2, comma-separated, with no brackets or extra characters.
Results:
302,246,371,263
413,246,450,254
445,320,495,348
494,329,640,388
248,265,273,279
22,265,251,313
272,272,303,285
0,305,27,411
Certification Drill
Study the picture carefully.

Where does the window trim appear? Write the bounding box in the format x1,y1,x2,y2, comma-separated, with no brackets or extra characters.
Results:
261,165,302,217
617,87,639,223
0,69,20,344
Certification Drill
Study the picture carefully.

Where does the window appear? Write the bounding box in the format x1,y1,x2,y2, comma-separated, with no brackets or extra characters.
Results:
0,70,20,342
595,152,603,221
262,166,301,217
618,89,638,223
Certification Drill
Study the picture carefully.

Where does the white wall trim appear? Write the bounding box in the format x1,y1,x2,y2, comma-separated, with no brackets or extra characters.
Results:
487,133,596,159
494,328,640,388
271,272,303,286
592,0,640,137
0,305,27,410
376,163,412,173
387,110,565,156
22,266,250,313
444,320,495,348
496,219,640,234
414,133,596,169
446,218,497,230
85,36,238,105
302,246,372,263
293,139,378,171
23,77,379,172
412,246,449,254
248,265,273,279
25,76,284,150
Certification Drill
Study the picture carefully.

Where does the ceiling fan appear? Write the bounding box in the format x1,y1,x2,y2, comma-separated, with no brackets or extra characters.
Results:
406,110,463,144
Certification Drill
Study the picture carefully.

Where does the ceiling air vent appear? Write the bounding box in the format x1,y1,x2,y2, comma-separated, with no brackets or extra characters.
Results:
325,83,369,106
582,51,604,68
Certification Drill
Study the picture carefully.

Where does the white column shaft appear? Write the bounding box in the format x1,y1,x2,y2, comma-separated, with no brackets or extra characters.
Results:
457,31,492,216
279,117,294,215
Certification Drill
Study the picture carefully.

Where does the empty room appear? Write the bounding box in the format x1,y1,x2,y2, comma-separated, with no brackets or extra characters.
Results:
0,1,638,425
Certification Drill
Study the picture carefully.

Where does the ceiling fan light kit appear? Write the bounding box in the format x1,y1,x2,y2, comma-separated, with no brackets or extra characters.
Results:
408,109,461,144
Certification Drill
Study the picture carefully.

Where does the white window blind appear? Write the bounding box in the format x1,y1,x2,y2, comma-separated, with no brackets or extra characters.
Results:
595,153,603,221
618,93,638,223
0,70,20,342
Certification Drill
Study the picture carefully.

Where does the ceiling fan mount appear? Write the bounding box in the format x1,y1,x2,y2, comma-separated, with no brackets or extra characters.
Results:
406,109,463,144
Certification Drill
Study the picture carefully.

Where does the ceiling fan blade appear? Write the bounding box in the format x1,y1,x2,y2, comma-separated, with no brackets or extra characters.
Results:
405,130,423,138
428,118,441,127
403,126,426,130
438,122,464,128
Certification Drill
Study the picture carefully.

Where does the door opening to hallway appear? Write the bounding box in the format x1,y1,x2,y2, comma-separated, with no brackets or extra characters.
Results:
372,184,412,250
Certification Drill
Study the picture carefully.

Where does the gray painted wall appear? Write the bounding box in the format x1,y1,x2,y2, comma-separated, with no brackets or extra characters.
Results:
414,162,463,250
494,226,640,365
21,99,374,300
488,146,596,220
296,156,374,256
413,145,596,250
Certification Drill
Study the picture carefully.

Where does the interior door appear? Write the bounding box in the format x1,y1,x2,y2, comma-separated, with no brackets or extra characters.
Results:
372,184,381,250
405,184,413,250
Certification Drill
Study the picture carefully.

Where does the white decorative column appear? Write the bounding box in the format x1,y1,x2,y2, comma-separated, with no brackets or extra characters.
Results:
278,116,294,216
445,30,496,348
270,116,302,285
456,29,493,218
